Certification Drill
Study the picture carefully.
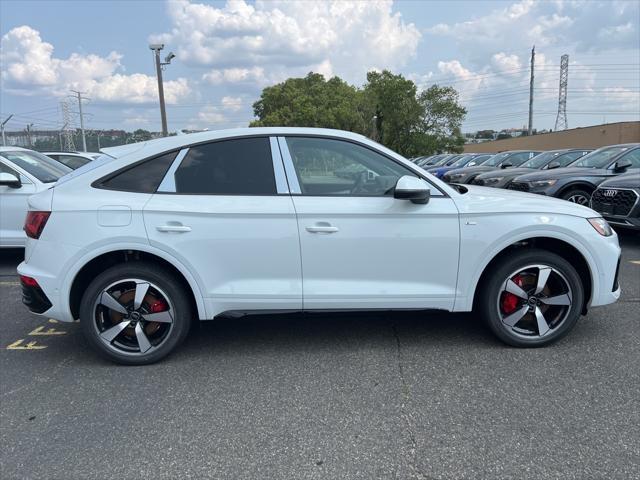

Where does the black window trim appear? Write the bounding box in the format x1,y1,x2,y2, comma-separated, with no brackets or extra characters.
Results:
92,133,451,197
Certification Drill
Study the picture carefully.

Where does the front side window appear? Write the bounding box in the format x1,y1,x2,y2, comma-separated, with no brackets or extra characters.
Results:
174,137,276,195
553,151,588,168
0,150,69,183
286,137,416,196
617,148,640,168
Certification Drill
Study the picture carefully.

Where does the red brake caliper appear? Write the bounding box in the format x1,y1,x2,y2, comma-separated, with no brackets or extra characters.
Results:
501,274,523,314
149,299,168,313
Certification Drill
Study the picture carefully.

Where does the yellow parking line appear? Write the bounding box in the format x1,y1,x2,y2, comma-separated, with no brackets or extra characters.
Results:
0,281,19,286
631,260,640,265
6,339,47,350
29,326,66,336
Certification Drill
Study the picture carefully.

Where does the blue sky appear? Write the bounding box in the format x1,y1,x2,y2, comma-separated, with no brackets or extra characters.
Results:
1,0,638,134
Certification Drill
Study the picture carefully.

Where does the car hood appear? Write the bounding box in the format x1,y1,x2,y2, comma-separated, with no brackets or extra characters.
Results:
453,185,596,218
513,166,607,182
597,170,640,188
475,167,535,180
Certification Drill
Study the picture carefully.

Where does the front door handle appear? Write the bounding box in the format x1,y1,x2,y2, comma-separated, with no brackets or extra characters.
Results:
306,222,339,234
156,224,192,233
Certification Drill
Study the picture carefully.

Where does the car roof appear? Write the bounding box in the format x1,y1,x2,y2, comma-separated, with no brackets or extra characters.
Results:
0,146,31,152
100,127,371,159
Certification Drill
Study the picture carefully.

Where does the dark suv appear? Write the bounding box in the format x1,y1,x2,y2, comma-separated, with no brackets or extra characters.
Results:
471,149,591,188
442,150,540,184
508,144,640,205
590,171,640,231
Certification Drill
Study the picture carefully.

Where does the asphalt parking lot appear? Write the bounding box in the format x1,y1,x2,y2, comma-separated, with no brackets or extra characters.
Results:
1,233,639,479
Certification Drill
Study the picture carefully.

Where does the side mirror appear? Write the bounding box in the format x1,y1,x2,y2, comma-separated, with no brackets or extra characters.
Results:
0,172,21,188
500,160,513,169
394,175,430,204
614,158,632,172
547,161,561,170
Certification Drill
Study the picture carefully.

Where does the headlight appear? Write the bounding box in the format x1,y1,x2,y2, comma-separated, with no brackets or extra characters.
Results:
448,173,465,182
484,177,503,185
528,179,557,188
587,217,613,236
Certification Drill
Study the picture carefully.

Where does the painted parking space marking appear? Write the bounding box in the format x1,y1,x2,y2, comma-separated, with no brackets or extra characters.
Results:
6,339,47,350
28,326,66,336
630,260,640,265
0,281,20,286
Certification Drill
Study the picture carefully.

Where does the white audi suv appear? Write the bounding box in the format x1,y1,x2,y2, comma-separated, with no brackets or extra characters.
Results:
17,128,621,364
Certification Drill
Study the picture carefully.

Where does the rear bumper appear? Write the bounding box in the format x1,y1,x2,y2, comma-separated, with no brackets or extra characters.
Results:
20,277,52,314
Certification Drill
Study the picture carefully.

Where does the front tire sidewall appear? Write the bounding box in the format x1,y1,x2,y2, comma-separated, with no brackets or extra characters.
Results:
480,250,584,347
80,262,191,365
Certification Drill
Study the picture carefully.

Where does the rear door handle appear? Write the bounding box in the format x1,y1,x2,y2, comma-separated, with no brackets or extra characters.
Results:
306,223,339,234
156,225,191,233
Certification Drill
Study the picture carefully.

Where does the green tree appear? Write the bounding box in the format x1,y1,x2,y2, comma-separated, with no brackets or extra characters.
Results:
362,70,423,156
251,70,467,157
250,73,367,133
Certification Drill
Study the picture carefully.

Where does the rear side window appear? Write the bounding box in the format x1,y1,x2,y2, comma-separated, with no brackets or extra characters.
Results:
173,137,276,195
100,151,177,193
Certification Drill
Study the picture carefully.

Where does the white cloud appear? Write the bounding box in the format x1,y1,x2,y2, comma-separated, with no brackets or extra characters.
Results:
221,96,243,111
426,0,639,56
491,53,522,73
196,105,226,124
152,0,420,84
1,25,191,104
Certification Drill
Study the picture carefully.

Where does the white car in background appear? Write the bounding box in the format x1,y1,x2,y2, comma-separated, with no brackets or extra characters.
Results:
0,146,71,247
43,151,100,170
17,128,621,364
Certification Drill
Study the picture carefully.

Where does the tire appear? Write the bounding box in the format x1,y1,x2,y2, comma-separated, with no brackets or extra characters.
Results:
560,188,591,206
478,249,584,347
80,262,192,365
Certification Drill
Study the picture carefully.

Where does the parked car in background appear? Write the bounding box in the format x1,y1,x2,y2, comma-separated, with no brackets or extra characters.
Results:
471,149,591,188
43,151,97,170
508,144,640,205
0,146,71,247
442,150,540,184
427,153,494,179
17,127,621,364
416,153,448,167
590,172,640,231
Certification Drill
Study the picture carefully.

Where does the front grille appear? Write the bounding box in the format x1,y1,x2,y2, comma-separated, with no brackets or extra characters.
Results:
591,188,638,217
508,182,529,192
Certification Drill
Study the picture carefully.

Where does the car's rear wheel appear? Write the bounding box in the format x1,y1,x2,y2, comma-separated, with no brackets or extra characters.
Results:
561,188,591,205
479,249,584,347
80,262,192,365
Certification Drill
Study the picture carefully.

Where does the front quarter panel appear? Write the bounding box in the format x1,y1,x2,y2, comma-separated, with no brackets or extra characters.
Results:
453,210,620,312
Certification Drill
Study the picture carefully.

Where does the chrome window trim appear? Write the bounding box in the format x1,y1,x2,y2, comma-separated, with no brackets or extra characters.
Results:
157,148,190,193
270,137,289,194
276,136,302,194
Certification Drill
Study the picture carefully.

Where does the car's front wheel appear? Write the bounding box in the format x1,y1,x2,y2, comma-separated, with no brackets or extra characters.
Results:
80,262,192,365
561,188,591,205
479,249,584,347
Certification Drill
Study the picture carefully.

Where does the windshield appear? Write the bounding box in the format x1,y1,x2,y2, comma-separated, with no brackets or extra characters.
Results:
0,150,70,183
483,152,510,167
443,155,462,166
434,155,454,166
450,155,472,167
522,151,561,169
571,146,630,168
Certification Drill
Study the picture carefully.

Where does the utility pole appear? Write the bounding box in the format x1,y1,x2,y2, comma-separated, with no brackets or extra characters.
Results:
149,43,175,137
1,114,13,146
25,123,34,147
554,54,569,131
70,90,88,151
528,45,535,136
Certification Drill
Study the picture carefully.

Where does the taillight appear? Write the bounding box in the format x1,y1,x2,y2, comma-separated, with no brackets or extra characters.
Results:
24,211,51,239
20,275,39,288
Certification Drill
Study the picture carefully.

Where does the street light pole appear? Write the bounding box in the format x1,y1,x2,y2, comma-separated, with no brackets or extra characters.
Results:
1,114,14,146
149,44,175,137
